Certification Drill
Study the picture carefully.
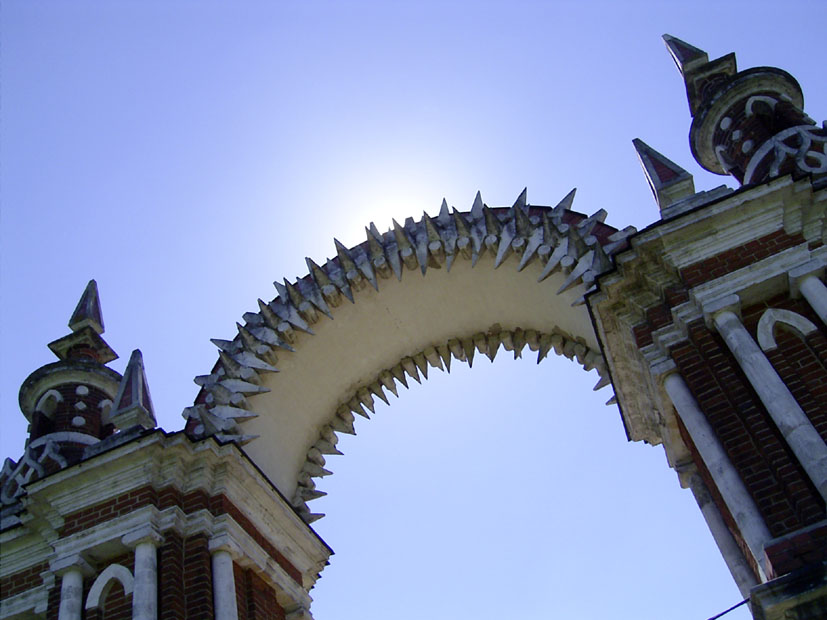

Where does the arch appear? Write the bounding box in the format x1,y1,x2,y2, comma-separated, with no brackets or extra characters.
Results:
186,191,636,522
85,564,134,611
34,389,63,418
756,308,818,351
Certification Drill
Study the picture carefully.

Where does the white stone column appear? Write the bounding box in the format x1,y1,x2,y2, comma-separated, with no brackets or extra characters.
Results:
57,569,84,620
51,555,92,620
799,274,827,325
710,305,827,502
685,471,760,596
664,373,770,580
123,527,162,620
211,549,240,620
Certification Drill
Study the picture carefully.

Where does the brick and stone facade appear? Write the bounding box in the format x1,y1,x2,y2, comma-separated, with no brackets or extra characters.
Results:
2,36,826,620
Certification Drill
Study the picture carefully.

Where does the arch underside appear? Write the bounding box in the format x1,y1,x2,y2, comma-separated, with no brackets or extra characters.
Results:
184,191,636,523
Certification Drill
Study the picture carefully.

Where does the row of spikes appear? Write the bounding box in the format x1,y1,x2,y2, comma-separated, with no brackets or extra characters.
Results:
291,326,614,523
183,190,635,465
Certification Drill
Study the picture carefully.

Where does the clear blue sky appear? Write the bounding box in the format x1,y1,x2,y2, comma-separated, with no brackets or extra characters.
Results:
2,2,825,619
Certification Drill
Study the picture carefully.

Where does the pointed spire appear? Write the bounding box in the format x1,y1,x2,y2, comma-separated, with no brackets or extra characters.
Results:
69,280,104,334
662,34,708,76
48,280,117,363
633,138,695,212
110,349,156,430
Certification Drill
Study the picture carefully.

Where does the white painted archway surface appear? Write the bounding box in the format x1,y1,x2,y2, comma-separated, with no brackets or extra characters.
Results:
186,195,633,521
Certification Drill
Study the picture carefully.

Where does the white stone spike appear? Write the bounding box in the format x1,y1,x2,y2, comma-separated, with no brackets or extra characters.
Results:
296,274,333,319
384,235,404,281
412,352,429,379
378,370,399,397
237,323,278,363
348,396,370,419
583,350,602,372
313,438,343,456
330,411,356,436
389,363,409,389
320,425,338,445
249,324,292,351
413,217,430,275
279,280,319,324
511,328,526,359
500,330,514,352
306,447,327,466
550,333,565,356
218,350,259,382
294,487,327,502
517,225,544,271
302,460,333,477
211,338,240,354
486,333,501,362
594,374,612,391
447,338,465,361
577,209,608,237
473,332,488,356
553,188,577,213
271,297,313,334
558,250,595,294
366,226,392,281
393,219,418,272
194,373,221,387
256,300,295,350
423,346,443,371
606,394,618,406
232,351,279,373
210,405,258,421
242,312,264,326
205,383,235,406
353,245,378,291
537,333,553,363
436,344,452,372
355,387,375,413
306,258,343,307
368,381,390,406
324,257,355,304
537,236,570,282
461,337,475,367
304,513,325,524
470,190,484,219
494,219,516,268
513,187,527,210
219,378,270,394
524,329,540,351
400,356,421,383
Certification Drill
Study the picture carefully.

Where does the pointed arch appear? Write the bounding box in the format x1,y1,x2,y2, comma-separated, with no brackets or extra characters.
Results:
186,191,636,522
756,308,818,351
85,563,134,611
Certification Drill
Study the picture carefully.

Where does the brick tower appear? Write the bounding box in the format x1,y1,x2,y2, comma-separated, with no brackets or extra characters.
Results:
0,283,331,620
592,36,827,619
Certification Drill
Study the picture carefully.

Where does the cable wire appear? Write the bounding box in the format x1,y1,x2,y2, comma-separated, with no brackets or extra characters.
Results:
707,597,749,620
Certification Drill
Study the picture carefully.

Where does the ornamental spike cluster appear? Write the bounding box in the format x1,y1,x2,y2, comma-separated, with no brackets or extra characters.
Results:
184,190,636,523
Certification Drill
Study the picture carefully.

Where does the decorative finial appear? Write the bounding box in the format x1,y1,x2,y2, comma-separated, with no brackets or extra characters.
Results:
665,35,826,186
69,279,104,334
633,138,695,212
110,349,156,430
48,280,117,363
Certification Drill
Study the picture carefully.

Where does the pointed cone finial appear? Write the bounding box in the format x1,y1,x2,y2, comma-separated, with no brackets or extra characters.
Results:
69,280,104,334
110,349,156,430
662,34,708,76
633,138,695,212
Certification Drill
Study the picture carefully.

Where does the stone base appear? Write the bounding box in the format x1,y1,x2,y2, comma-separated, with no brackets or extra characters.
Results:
750,562,827,620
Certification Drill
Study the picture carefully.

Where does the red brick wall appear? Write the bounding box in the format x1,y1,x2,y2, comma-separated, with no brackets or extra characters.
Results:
0,561,49,599
671,319,826,540
183,535,214,619
679,230,806,288
241,568,285,620
60,485,302,586
159,532,185,620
